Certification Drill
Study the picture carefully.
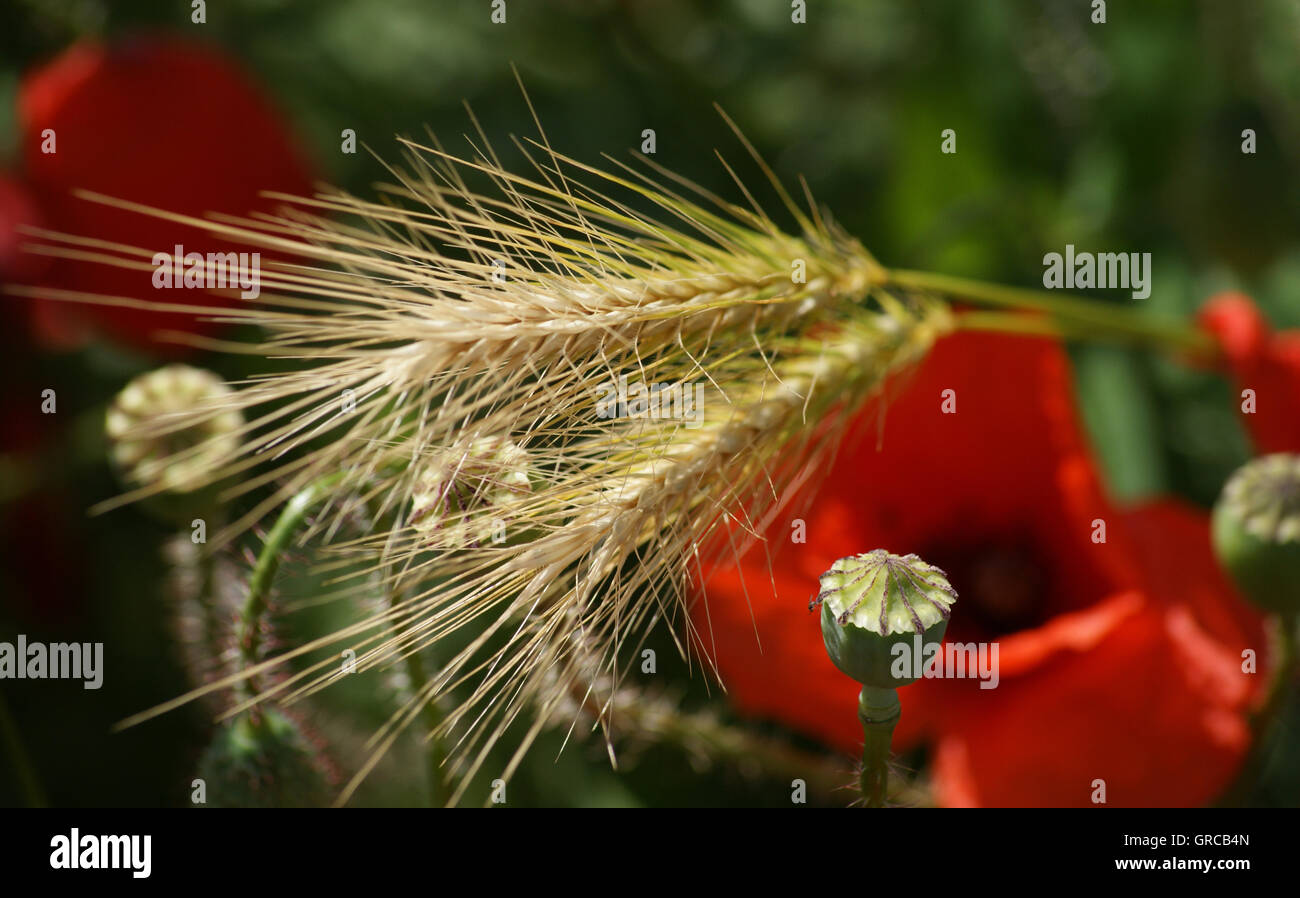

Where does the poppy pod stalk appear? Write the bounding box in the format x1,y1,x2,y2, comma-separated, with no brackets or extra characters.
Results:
815,550,956,806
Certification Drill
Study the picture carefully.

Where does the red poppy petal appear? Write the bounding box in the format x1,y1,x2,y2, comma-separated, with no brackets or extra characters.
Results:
1198,293,1300,453
895,590,1144,750
830,331,1142,608
18,37,315,353
1123,500,1269,662
1198,292,1269,370
1240,336,1300,453
929,598,1254,807
926,501,1266,807
695,561,863,753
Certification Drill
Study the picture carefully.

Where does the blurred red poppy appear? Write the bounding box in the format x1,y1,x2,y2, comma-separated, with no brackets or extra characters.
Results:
1199,292,1300,454
13,35,314,353
0,174,48,284
694,330,1268,807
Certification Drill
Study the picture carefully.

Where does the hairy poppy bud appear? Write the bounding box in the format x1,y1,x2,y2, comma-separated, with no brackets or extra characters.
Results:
195,709,332,808
817,549,956,689
1213,454,1300,615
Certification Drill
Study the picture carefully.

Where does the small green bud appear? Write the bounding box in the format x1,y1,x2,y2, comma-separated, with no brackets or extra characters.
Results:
817,549,956,689
1213,454,1300,615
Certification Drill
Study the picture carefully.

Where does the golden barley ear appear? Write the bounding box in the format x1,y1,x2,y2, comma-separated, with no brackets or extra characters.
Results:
14,95,953,805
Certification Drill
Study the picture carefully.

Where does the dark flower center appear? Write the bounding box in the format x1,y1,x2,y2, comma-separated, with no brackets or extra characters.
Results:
922,541,1050,640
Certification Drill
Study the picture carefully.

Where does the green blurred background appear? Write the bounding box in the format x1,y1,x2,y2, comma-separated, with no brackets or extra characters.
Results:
1,0,1298,807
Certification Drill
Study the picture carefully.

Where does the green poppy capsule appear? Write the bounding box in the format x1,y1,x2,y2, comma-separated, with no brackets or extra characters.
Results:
817,549,956,689
1213,453,1300,615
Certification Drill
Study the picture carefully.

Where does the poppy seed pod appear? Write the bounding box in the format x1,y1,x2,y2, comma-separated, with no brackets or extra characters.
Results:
106,365,242,495
105,364,243,525
817,549,956,689
1213,453,1300,615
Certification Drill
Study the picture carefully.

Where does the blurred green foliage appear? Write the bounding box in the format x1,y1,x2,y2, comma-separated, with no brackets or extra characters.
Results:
2,0,1299,807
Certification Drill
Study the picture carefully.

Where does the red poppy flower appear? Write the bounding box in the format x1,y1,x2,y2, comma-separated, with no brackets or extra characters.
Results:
1198,292,1300,454
15,36,314,353
694,330,1268,807
0,173,48,284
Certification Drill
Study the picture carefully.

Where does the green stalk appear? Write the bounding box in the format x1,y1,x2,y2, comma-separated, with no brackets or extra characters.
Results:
886,269,1217,358
236,471,452,804
858,686,900,808
955,311,1077,339
235,472,344,701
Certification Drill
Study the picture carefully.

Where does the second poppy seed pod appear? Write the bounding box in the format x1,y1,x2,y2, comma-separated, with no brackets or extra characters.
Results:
818,549,956,689
106,365,242,494
1213,453,1300,614
105,365,243,523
